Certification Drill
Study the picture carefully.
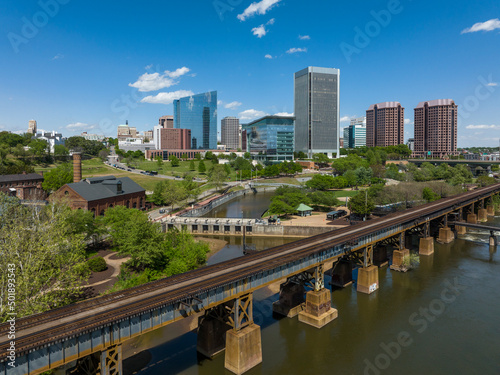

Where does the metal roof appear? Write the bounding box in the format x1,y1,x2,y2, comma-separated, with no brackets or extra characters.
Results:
0,173,44,183
64,175,145,202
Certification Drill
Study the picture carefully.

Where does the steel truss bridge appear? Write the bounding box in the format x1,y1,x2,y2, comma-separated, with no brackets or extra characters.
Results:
1,184,500,375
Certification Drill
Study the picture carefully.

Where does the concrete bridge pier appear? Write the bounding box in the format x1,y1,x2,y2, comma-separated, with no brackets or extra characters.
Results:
298,265,338,328
437,227,454,244
224,293,262,375
357,245,379,293
456,221,467,235
390,248,410,272
487,205,495,216
489,231,497,247
419,237,434,256
478,208,489,222
272,278,306,317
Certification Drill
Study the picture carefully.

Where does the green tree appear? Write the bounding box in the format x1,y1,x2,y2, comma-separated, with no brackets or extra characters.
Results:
343,169,357,187
308,191,340,209
29,139,49,159
98,149,109,163
269,186,310,216
209,164,228,191
169,155,180,167
331,176,348,189
42,163,73,192
312,153,330,165
348,191,375,219
354,166,373,186
244,152,251,160
54,145,69,162
198,160,206,174
0,197,88,321
151,181,167,205
189,160,196,171
155,155,163,170
422,187,441,202
306,174,335,191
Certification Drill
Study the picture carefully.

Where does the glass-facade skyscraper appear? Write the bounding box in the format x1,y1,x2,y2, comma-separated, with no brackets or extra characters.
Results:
294,67,340,158
242,116,295,163
173,91,217,149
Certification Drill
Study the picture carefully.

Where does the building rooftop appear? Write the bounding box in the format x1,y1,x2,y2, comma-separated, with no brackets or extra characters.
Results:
243,115,295,128
368,102,402,110
0,173,44,183
416,99,455,108
65,176,145,202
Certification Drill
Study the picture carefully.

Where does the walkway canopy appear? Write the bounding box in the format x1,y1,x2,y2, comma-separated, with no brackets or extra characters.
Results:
296,203,313,217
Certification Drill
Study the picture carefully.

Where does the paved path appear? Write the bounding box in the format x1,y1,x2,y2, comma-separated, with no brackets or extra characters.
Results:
85,253,130,288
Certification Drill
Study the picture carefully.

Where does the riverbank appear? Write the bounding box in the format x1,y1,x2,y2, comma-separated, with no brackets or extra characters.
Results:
195,237,228,260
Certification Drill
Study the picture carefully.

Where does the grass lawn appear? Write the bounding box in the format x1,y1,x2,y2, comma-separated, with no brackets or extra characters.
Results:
331,190,360,198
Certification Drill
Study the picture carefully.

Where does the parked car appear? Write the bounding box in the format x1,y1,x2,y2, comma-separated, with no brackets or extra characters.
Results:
159,209,166,214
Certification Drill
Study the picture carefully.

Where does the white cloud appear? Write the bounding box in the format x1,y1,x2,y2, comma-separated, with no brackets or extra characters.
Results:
487,82,498,87
66,122,96,131
129,67,191,92
52,53,64,60
299,35,310,40
225,101,243,110
252,25,267,38
461,18,500,34
217,100,223,105
166,67,190,78
141,90,195,105
267,18,275,25
145,64,153,70
274,112,294,117
340,116,351,122
239,109,268,121
265,54,274,59
237,0,281,21
465,124,500,129
286,47,307,54
404,118,413,125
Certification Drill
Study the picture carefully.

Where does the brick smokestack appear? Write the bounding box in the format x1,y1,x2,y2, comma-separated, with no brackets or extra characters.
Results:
73,152,82,183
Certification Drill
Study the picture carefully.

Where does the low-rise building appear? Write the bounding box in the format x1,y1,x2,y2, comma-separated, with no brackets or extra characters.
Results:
0,172,45,200
52,176,146,216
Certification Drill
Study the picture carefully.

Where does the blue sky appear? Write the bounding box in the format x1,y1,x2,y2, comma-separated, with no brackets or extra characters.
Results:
0,0,499,147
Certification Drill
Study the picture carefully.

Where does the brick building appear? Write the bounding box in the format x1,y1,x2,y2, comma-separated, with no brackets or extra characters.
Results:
146,149,213,160
0,172,45,200
52,176,146,216
414,99,458,158
366,102,405,148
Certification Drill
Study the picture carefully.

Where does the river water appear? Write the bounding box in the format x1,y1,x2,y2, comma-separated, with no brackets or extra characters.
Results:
201,191,275,219
122,198,500,374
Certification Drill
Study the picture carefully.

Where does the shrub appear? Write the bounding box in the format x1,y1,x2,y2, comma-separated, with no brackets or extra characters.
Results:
87,257,107,272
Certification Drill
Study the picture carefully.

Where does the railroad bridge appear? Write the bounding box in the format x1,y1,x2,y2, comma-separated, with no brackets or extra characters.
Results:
1,184,500,375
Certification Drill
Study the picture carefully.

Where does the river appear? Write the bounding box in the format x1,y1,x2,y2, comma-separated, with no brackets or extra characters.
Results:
120,204,500,374
201,190,275,219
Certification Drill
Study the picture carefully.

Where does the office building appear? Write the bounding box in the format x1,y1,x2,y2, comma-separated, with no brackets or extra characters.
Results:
345,117,367,148
159,115,174,129
294,67,340,158
221,117,240,150
28,120,37,135
343,128,350,149
407,138,415,152
81,132,105,141
414,99,458,158
366,102,404,147
117,122,137,141
242,115,294,162
173,91,217,150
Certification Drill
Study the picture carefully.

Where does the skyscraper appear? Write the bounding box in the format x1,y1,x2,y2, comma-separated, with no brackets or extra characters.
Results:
221,117,240,150
346,117,367,148
414,99,458,158
294,67,340,158
173,91,217,150
366,102,404,148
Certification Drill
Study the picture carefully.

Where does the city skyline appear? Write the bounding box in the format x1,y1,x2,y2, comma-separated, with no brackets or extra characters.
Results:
0,1,499,147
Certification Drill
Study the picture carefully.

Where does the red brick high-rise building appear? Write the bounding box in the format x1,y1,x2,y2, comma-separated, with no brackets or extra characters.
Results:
366,102,405,148
414,99,458,158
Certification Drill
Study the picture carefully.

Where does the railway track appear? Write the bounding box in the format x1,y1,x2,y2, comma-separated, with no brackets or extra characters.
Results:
1,183,499,360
